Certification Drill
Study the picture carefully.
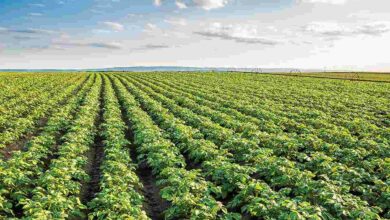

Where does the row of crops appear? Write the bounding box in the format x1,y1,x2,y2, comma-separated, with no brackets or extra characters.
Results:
0,71,389,219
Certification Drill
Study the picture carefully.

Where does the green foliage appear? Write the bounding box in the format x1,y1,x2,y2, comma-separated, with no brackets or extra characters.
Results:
0,71,388,219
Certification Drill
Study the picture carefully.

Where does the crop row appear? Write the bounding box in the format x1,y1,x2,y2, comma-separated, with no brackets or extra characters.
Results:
87,75,148,219
130,74,388,212
135,75,388,185
120,74,384,218
20,74,102,218
111,75,233,219
0,72,387,219
114,75,328,219
0,74,96,217
0,74,87,150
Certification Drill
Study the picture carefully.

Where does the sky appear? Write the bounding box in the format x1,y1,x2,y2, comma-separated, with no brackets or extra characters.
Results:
0,0,390,71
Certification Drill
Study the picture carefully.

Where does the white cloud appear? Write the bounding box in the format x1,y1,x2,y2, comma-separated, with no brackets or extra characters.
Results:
136,44,171,51
3,0,390,71
88,42,122,49
54,41,122,49
96,4,112,9
196,22,282,45
29,3,45,7
357,22,390,35
154,0,162,6
303,21,390,37
146,23,157,30
128,13,144,18
0,27,57,35
103,21,124,32
175,0,187,9
348,10,390,21
303,22,351,36
164,18,187,26
193,0,229,10
299,0,348,4
155,0,228,10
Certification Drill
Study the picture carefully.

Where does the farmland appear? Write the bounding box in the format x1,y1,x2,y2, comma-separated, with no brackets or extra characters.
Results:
0,71,389,219
270,72,390,82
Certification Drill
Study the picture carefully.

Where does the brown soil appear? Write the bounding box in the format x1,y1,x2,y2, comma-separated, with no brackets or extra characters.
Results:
110,75,168,220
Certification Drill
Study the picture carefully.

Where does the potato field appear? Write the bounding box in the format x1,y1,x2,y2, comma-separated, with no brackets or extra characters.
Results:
0,72,389,220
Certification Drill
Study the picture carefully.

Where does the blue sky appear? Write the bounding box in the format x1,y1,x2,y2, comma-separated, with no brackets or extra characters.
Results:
0,0,390,70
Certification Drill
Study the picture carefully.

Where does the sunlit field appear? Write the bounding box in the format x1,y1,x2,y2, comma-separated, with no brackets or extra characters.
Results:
0,71,389,219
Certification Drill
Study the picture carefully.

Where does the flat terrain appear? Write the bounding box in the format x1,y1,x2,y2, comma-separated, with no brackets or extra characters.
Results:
271,71,390,82
0,72,389,219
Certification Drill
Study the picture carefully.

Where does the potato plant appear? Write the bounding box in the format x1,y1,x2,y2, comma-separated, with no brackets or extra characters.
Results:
0,71,388,219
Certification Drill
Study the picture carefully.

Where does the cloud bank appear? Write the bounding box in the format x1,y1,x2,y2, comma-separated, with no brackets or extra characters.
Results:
195,22,282,45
